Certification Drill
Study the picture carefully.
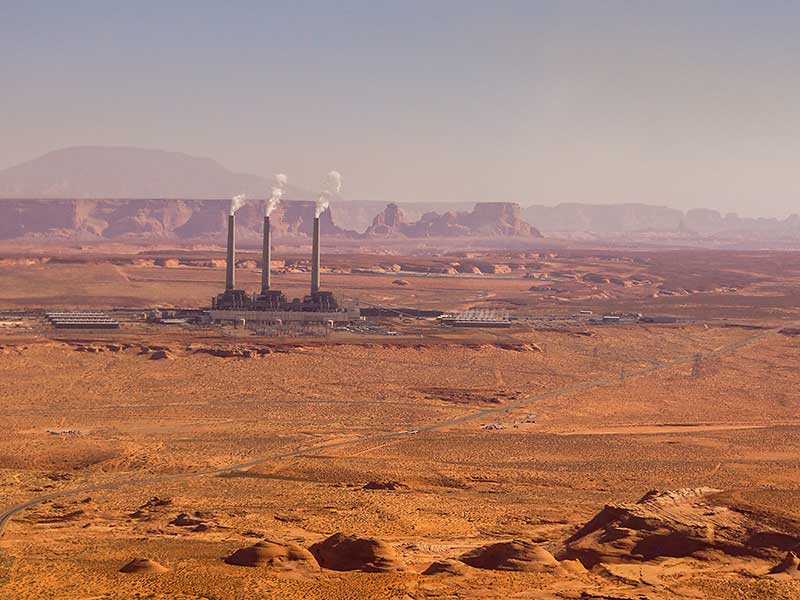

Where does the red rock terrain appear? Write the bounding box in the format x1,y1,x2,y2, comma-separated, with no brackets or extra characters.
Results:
365,202,541,238
0,199,541,242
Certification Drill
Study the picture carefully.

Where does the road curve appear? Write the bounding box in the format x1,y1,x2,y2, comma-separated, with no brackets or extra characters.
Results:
0,327,778,538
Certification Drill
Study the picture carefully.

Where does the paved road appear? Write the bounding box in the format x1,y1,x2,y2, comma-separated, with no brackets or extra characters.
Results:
0,327,779,538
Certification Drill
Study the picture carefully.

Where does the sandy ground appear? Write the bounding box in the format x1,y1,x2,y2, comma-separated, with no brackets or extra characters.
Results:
1,248,799,598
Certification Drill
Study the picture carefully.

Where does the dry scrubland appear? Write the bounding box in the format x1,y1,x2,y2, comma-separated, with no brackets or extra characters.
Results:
1,247,800,599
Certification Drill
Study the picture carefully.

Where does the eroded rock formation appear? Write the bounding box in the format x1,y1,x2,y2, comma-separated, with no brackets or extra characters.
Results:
365,202,541,238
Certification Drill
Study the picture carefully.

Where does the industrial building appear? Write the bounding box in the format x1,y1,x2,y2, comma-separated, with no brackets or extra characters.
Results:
46,312,120,329
440,309,511,328
210,207,360,324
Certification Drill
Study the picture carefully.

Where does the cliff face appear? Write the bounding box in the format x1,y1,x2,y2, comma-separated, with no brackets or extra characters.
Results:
0,199,349,242
523,203,684,234
0,200,83,239
463,202,536,236
365,202,541,238
6,198,795,244
5,198,526,242
522,203,800,240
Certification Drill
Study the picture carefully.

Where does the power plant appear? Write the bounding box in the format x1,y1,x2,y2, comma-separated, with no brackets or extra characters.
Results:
210,201,359,324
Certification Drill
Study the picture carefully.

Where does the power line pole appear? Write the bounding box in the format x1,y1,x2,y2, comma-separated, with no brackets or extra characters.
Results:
692,353,703,377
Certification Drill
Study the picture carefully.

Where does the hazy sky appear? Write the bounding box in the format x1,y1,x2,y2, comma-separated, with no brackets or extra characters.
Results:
2,1,799,217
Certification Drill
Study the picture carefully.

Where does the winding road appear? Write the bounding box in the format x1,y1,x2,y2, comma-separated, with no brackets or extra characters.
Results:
0,327,779,538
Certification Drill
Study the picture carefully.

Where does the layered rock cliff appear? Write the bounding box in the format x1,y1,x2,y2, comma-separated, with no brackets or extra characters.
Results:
0,199,347,242
523,203,800,240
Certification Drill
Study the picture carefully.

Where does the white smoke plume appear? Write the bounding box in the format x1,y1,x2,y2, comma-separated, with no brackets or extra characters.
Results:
265,173,287,217
316,170,342,218
230,193,247,216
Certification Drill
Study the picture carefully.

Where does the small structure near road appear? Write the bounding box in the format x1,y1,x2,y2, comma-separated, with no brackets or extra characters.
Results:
47,429,81,436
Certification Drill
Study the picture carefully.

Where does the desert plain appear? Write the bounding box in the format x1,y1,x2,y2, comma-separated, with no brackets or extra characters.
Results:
1,243,800,599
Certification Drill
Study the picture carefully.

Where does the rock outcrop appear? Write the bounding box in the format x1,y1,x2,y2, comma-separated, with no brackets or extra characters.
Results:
560,488,800,567
364,203,407,236
769,551,800,579
149,350,174,361
170,513,204,527
308,533,408,573
422,559,470,576
119,558,169,574
460,540,563,573
225,540,320,570
362,481,408,491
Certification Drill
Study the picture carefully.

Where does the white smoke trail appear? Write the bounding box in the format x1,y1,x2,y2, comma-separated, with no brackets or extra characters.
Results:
265,173,287,217
316,170,342,218
314,196,329,218
230,194,247,216
325,170,342,194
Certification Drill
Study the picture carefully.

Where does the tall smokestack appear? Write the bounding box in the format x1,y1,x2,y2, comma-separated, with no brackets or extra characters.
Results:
311,171,340,295
225,214,235,290
311,216,321,293
261,216,271,292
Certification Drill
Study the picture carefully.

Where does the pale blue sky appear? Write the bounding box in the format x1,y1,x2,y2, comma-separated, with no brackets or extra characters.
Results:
2,1,799,216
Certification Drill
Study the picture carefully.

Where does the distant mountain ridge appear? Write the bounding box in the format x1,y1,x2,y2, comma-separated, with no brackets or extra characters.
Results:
1,147,798,243
0,146,311,200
